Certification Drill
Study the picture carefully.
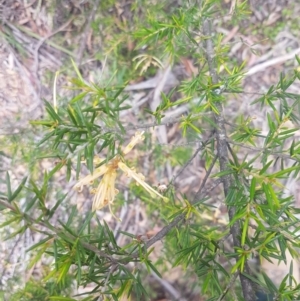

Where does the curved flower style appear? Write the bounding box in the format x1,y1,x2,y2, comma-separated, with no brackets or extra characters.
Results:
74,131,167,220
122,131,145,155
118,162,167,201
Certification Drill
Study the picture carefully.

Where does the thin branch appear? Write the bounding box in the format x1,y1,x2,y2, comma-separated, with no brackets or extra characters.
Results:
121,112,209,132
193,153,218,202
0,174,222,274
170,138,213,184
144,214,184,248
216,272,239,301
0,197,183,265
0,112,209,136
227,139,300,162
0,199,118,263
0,232,24,281
128,180,222,260
129,137,220,255
202,18,256,301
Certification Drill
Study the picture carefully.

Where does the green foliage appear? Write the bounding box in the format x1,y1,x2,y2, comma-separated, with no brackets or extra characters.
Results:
9,277,74,301
1,1,300,301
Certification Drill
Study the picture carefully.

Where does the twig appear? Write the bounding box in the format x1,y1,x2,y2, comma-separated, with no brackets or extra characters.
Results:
52,111,207,136
76,0,101,65
128,179,223,260
0,177,221,274
0,199,117,263
144,214,185,249
170,140,210,184
0,233,23,282
202,18,256,301
245,47,300,76
193,152,218,202
33,15,75,91
103,263,118,292
227,138,300,162
151,270,188,301
122,112,209,131
216,272,239,301
124,70,178,91
5,22,75,57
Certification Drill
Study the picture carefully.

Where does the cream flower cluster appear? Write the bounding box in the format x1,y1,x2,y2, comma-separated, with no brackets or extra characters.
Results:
74,131,167,219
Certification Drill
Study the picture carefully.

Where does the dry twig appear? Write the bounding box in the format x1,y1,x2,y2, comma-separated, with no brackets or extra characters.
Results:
33,15,75,91
76,0,101,65
245,47,300,76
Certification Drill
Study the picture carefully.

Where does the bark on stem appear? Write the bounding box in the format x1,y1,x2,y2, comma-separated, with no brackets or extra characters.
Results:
202,19,256,301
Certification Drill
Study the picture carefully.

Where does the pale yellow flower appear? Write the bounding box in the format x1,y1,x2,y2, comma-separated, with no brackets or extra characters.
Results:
74,162,108,193
92,167,119,220
74,131,167,219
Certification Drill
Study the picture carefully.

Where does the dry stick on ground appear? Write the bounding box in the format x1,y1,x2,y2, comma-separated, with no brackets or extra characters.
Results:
245,47,300,77
76,0,101,65
151,270,188,301
202,18,256,301
33,15,75,92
